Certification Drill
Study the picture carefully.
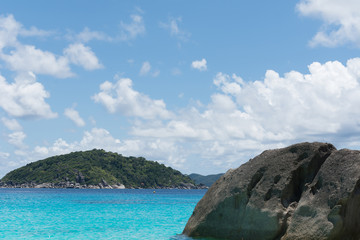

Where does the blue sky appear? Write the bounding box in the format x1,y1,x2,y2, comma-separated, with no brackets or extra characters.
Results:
1,0,360,177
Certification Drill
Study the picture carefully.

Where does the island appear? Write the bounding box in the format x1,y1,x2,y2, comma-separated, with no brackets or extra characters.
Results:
188,173,224,187
0,149,205,189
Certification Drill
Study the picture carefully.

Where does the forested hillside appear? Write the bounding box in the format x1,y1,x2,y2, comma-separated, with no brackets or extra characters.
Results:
1,149,198,189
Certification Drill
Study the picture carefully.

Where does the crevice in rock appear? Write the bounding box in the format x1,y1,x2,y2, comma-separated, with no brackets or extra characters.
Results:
274,175,281,184
247,167,266,199
331,178,360,240
281,145,334,208
264,188,273,201
310,176,323,195
274,209,292,240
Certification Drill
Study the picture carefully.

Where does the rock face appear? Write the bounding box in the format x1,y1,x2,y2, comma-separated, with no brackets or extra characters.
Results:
183,142,360,240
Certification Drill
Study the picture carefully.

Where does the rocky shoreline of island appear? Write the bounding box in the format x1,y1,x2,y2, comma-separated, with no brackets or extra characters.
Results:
0,180,207,189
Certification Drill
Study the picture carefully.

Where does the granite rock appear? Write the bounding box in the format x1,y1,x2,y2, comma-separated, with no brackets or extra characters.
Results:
183,142,360,240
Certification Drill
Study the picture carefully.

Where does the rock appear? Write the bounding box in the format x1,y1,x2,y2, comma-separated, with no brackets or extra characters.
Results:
183,142,360,240
112,184,126,189
34,183,53,188
75,170,85,184
283,148,360,240
102,179,109,187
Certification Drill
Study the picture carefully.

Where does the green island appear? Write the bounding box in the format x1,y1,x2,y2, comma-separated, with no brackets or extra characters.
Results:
0,149,203,189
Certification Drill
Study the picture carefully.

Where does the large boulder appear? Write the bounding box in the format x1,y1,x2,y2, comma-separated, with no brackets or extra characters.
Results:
183,142,360,240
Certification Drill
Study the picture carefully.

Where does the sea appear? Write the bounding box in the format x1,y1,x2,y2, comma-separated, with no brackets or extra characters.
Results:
0,188,207,240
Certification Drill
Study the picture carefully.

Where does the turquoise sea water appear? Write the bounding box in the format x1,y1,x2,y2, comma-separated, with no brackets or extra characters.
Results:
0,189,206,240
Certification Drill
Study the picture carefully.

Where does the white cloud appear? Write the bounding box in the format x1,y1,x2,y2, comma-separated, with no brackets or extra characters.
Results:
160,17,190,42
0,14,21,49
1,45,73,78
30,128,118,157
0,15,102,79
0,72,58,119
297,0,360,47
1,117,22,131
0,15,103,121
119,14,145,41
191,58,207,71
128,57,360,172
213,72,243,96
0,14,52,50
23,55,360,174
139,61,151,76
93,77,173,119
6,56,360,175
64,107,86,127
64,43,102,70
8,131,26,149
19,26,53,38
72,27,112,43
0,15,75,78
139,61,160,77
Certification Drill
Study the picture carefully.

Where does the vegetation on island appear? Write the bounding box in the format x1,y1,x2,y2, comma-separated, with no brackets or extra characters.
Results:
1,149,196,188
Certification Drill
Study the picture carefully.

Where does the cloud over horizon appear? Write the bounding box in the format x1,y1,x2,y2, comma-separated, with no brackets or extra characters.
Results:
4,56,360,176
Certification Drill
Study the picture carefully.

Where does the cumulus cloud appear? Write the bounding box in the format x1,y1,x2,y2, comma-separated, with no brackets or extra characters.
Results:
213,72,243,95
119,14,145,41
2,45,73,78
137,58,360,142
0,15,73,78
191,58,207,71
0,15,104,120
0,14,102,79
17,58,360,174
93,77,173,119
64,107,86,127
128,57,360,172
1,117,22,131
6,56,360,175
297,0,360,47
0,72,57,119
64,43,102,70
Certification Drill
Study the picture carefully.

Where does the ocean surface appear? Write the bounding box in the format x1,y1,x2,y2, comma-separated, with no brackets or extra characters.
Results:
0,188,207,240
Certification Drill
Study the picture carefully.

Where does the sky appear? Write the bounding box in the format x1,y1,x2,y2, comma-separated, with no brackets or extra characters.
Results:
1,0,360,177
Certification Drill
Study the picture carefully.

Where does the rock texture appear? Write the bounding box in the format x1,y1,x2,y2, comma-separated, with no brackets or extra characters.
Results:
183,142,360,240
